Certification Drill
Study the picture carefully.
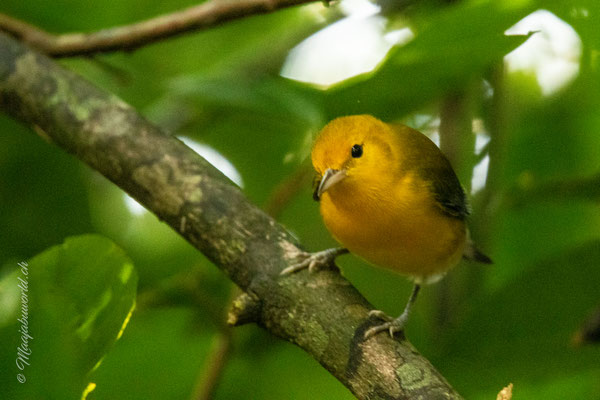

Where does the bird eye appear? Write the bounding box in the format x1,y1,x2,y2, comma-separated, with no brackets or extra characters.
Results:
351,144,363,158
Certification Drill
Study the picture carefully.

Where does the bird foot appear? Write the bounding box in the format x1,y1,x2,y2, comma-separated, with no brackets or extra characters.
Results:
280,248,347,275
364,309,407,339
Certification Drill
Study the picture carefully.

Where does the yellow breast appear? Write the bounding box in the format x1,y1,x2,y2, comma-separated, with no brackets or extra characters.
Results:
319,171,466,282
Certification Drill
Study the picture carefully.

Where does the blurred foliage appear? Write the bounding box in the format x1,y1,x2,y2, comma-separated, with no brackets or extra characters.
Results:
1,0,600,399
0,235,137,399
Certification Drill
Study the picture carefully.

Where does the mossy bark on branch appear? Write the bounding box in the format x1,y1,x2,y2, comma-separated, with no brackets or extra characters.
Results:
0,32,463,400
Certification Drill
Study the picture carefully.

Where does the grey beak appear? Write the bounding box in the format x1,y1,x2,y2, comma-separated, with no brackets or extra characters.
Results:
314,168,347,201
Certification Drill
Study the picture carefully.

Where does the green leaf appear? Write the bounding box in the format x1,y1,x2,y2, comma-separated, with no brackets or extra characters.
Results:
0,235,137,400
166,75,323,129
323,0,537,120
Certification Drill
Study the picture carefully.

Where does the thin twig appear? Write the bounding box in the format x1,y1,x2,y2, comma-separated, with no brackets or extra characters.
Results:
0,0,324,57
190,287,240,400
192,328,234,400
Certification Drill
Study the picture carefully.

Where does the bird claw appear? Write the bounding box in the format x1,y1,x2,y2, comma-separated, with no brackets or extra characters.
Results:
364,310,406,339
280,248,346,275
367,309,393,321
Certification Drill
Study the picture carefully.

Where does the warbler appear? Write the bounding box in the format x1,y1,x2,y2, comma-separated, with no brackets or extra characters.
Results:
282,114,491,338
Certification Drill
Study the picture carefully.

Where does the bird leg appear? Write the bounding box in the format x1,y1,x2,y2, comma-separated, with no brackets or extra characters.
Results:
365,283,421,338
280,247,349,275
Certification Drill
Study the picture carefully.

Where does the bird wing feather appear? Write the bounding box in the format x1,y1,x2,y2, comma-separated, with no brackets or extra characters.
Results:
392,124,469,220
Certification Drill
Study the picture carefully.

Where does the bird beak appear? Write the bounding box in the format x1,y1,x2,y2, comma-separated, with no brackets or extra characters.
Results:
314,168,347,201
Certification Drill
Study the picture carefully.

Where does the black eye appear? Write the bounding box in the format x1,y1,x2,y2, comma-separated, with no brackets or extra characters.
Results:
351,144,363,158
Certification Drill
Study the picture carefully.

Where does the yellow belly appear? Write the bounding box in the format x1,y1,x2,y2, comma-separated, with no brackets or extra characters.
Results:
319,177,466,282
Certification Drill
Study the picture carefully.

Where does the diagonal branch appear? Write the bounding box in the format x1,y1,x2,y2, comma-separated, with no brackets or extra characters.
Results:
0,32,463,400
0,0,323,57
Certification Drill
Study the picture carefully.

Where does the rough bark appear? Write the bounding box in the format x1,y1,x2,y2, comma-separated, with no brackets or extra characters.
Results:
0,33,463,400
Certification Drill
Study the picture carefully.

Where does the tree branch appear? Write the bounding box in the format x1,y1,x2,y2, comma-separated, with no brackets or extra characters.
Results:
0,32,463,399
0,0,323,57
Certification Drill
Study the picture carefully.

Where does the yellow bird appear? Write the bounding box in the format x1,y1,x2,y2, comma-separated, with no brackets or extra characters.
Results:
282,115,491,338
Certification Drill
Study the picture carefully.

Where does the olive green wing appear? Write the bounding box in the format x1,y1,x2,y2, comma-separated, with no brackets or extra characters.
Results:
393,124,469,219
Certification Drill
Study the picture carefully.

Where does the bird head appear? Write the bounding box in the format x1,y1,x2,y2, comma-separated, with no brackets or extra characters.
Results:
311,115,398,201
